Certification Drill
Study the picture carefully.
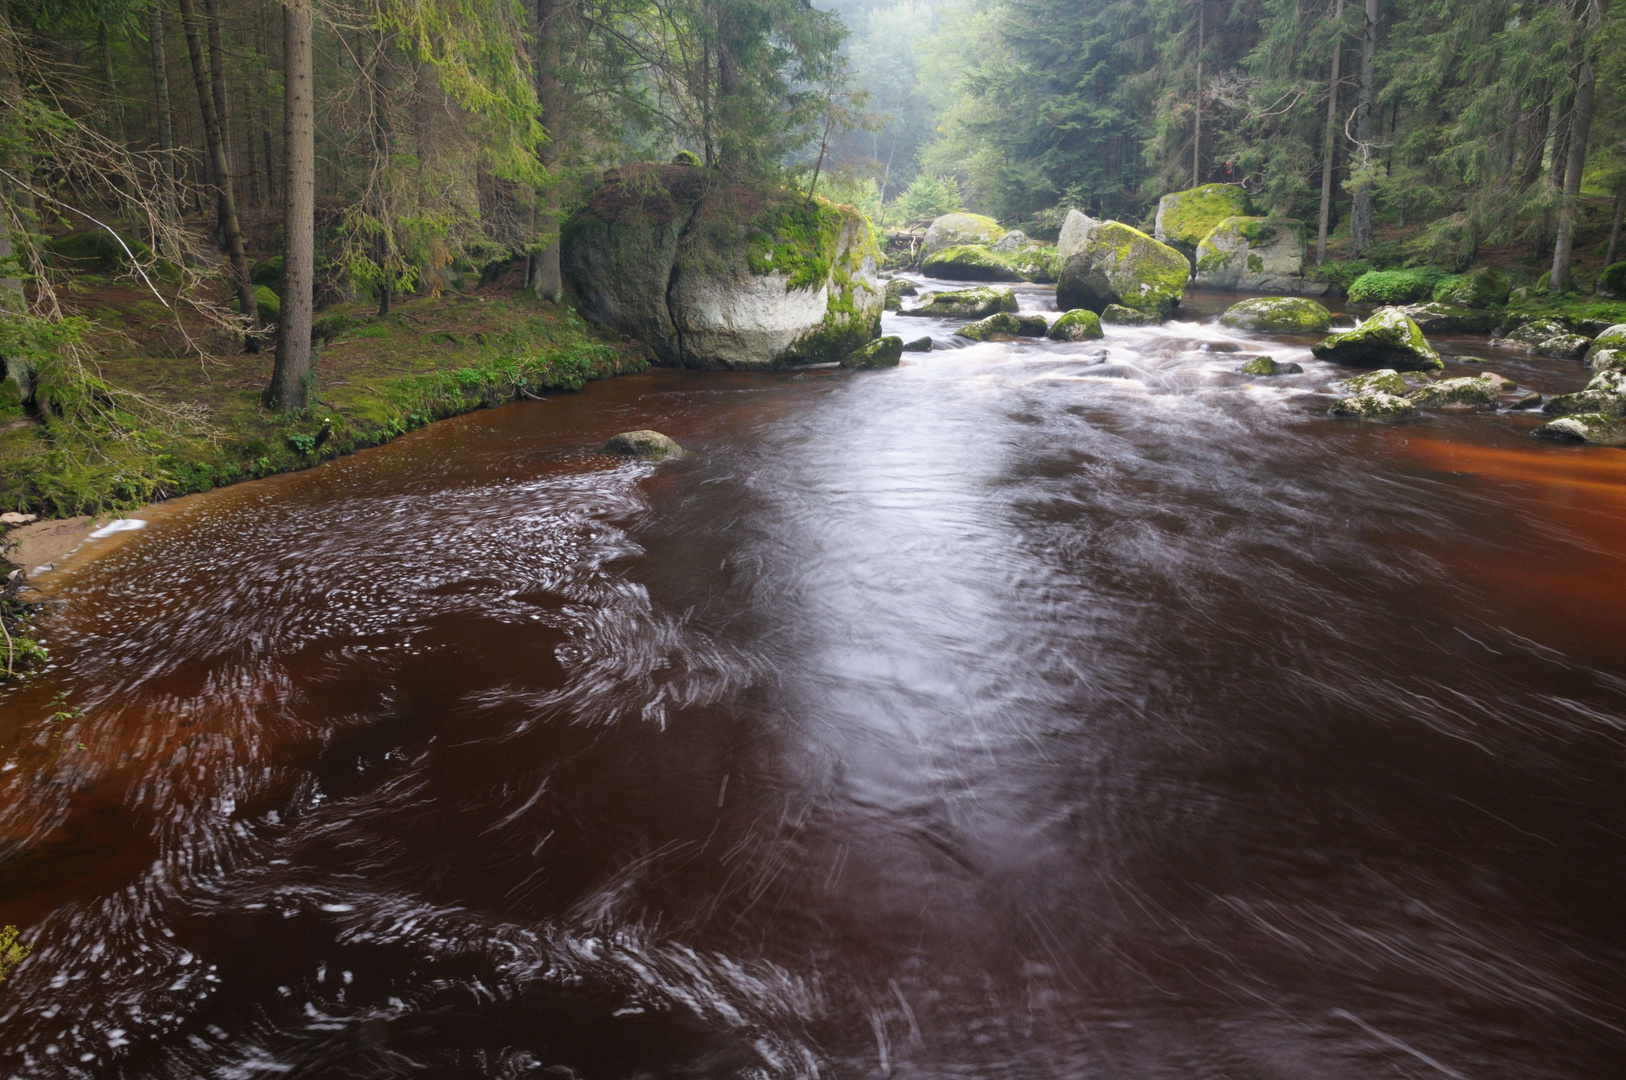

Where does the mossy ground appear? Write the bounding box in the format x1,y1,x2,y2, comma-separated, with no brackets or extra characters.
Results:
1,264,652,518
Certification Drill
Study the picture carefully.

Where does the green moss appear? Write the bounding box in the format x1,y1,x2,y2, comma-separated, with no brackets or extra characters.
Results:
911,286,1019,318
252,256,284,290
1312,308,1443,371
1246,253,1265,273
1407,376,1499,409
1047,308,1103,341
743,197,848,290
1101,303,1157,325
922,244,1022,281
956,312,1024,341
840,335,903,369
1239,356,1302,376
46,230,152,272
1157,184,1254,248
1347,268,1445,305
1219,297,1331,334
1431,266,1509,308
1329,391,1418,420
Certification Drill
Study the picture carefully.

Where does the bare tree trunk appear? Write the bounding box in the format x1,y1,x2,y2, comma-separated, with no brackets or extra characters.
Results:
268,0,314,411
203,0,232,179
1517,98,1549,190
1551,47,1599,294
1606,186,1624,268
1549,79,1575,190
99,23,128,148
1350,0,1378,253
530,0,563,302
178,0,259,349
1317,0,1344,264
148,0,178,219
1192,0,1203,187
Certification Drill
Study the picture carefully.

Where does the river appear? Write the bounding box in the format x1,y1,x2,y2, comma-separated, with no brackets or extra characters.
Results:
2,284,1625,1078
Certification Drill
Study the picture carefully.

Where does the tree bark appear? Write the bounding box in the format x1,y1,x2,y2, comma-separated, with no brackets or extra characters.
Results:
1606,186,1624,268
1517,98,1549,190
1549,79,1575,191
1551,50,1598,293
1192,0,1203,188
530,0,563,302
1350,0,1378,253
148,0,179,219
178,0,259,349
268,0,314,410
99,23,128,148
203,0,232,185
1317,0,1344,264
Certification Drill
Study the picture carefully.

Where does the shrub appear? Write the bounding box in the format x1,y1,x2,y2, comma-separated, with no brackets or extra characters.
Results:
887,175,962,226
1347,267,1446,305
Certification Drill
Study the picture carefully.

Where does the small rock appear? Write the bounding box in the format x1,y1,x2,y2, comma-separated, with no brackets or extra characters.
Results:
1407,376,1499,410
604,430,686,458
885,278,920,299
840,336,905,369
901,336,933,352
901,285,1019,319
1015,314,1049,337
1047,308,1104,342
1330,391,1419,420
956,313,1024,342
0,513,38,526
1343,368,1431,396
1510,392,1544,410
1239,356,1302,376
1533,413,1626,446
1101,303,1159,326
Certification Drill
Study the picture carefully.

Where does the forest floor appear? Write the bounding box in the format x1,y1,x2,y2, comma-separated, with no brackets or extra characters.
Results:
0,263,653,524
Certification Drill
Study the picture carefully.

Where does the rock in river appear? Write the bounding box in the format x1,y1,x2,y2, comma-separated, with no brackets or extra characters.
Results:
1311,308,1443,371
1055,221,1190,318
1047,308,1104,341
841,336,904,369
1343,368,1433,395
1390,302,1495,335
1533,413,1626,446
1101,303,1160,325
605,430,686,458
922,213,1006,258
922,244,1023,281
956,313,1025,341
1219,296,1331,334
901,336,933,352
1239,356,1302,376
901,285,1019,319
1491,317,1591,360
1407,376,1499,410
1329,392,1419,420
1194,216,1324,294
1154,184,1253,263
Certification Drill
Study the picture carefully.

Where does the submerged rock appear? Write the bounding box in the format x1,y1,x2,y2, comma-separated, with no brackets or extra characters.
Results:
1392,302,1495,335
922,244,1023,281
1311,308,1443,371
901,336,933,352
1219,296,1331,334
922,213,1006,258
1101,303,1160,325
1055,221,1190,318
1407,376,1499,410
1047,308,1104,341
901,285,1019,319
1194,216,1323,293
956,313,1025,341
1239,355,1303,376
605,430,686,458
1510,391,1544,410
1533,413,1626,446
1329,391,1419,420
841,335,904,369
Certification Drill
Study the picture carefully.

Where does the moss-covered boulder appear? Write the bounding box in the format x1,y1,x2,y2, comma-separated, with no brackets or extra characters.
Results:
1584,323,1626,360
1407,376,1499,410
922,213,1006,258
1589,347,1626,373
1194,216,1322,293
1015,314,1049,336
1347,268,1443,306
1541,371,1626,416
1490,317,1591,360
901,285,1019,319
1433,266,1510,308
1154,184,1253,259
956,312,1024,341
1056,221,1190,318
1101,303,1159,326
841,335,904,369
1311,308,1443,370
922,244,1023,281
605,430,686,458
46,229,154,272
1047,308,1104,341
1596,261,1626,299
1343,368,1433,396
233,284,281,323
1056,209,1101,261
1392,302,1495,335
1239,355,1303,375
902,336,933,352
1533,413,1626,446
885,278,919,299
992,230,1030,253
561,164,883,370
1008,248,1062,283
1329,391,1419,420
1219,296,1331,334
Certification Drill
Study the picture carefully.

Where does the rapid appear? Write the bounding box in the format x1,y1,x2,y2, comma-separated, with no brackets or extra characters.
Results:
2,283,1625,1078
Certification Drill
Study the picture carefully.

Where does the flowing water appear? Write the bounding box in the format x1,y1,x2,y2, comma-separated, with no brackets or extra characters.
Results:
4,284,1626,1078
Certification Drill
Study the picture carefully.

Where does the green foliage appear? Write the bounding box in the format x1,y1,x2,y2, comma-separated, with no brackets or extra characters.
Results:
888,175,962,225
1347,268,1447,305
0,925,29,982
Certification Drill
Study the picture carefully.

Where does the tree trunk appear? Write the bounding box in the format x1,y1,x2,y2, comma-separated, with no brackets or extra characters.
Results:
203,0,232,181
99,23,128,148
1350,0,1378,253
1317,0,1344,264
268,0,314,410
1549,80,1575,190
1606,186,1624,268
148,0,178,219
1192,0,1203,188
178,0,259,349
1551,50,1598,294
530,0,563,302
1517,98,1549,190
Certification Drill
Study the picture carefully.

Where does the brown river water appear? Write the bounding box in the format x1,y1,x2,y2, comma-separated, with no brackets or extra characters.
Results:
3,285,1626,1078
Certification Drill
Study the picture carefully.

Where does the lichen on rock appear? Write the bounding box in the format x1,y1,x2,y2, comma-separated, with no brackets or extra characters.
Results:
1055,221,1190,318
1343,368,1431,396
1056,209,1102,261
1491,317,1591,360
1101,304,1159,325
1239,355,1302,375
1311,308,1443,371
1219,296,1331,334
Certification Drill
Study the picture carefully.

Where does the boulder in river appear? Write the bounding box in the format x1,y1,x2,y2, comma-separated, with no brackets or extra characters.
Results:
1407,376,1500,410
1056,209,1102,263
1329,391,1419,420
1047,308,1104,341
1541,370,1626,416
992,230,1030,253
901,336,933,352
1491,317,1591,360
1533,413,1626,446
956,313,1025,341
1389,302,1495,335
1219,296,1331,334
1343,368,1433,395
562,165,882,370
902,285,1019,319
885,278,919,299
605,430,686,458
1239,355,1303,376
922,244,1023,282
1101,303,1160,326
1194,216,1324,294
1433,266,1510,308
1154,184,1253,263
1584,323,1626,360
1311,308,1444,371
1589,347,1626,373
841,336,904,369
1055,221,1190,318
922,213,1006,258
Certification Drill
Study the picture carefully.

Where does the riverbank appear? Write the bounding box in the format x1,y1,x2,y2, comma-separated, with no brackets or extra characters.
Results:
0,264,652,524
